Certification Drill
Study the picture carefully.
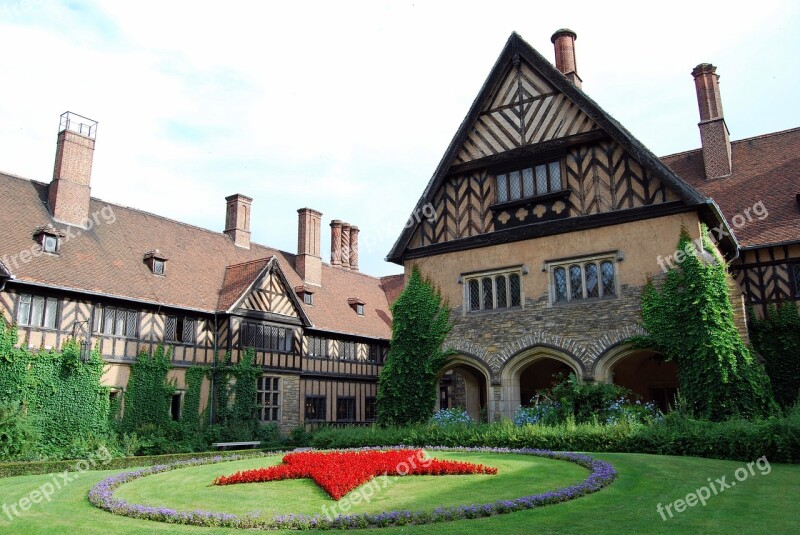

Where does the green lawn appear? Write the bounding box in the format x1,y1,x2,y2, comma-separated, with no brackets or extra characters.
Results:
0,452,797,534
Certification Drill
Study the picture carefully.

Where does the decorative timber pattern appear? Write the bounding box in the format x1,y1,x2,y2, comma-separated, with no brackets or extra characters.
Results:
732,244,800,316
565,140,678,216
240,270,299,317
455,60,596,164
412,171,494,247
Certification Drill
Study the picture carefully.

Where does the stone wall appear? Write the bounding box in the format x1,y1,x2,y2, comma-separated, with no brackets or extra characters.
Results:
445,283,647,381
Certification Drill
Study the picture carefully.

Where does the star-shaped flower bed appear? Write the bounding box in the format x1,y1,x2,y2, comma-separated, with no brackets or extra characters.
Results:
213,449,497,500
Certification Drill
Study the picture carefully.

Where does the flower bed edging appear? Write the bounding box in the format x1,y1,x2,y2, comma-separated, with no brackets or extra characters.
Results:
87,446,617,530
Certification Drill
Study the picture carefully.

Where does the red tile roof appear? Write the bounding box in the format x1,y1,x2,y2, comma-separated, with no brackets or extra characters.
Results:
661,128,800,248
379,274,404,307
0,173,397,339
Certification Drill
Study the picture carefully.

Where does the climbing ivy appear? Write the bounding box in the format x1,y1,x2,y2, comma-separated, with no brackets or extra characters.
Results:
181,366,207,433
0,321,110,458
210,349,262,441
633,227,777,421
377,265,453,427
119,345,175,433
749,303,800,409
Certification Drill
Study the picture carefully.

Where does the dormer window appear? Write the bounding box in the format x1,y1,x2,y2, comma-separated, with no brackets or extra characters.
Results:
496,160,563,203
295,285,315,306
33,224,64,255
348,297,365,315
143,250,168,276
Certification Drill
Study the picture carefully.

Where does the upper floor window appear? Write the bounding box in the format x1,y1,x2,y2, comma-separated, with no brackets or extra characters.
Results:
496,160,563,203
17,294,58,329
340,340,358,361
368,344,387,364
348,297,365,315
307,336,328,358
465,269,522,312
241,322,293,353
93,305,138,338
792,264,800,298
166,315,196,344
549,255,617,304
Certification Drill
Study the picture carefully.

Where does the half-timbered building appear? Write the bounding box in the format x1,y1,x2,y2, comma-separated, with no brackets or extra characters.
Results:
0,113,404,431
388,30,799,420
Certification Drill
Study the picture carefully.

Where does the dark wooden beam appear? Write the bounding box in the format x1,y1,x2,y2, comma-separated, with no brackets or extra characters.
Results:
448,130,609,176
400,202,697,261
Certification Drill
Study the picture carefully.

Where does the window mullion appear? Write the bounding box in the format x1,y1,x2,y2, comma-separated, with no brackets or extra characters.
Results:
581,264,588,299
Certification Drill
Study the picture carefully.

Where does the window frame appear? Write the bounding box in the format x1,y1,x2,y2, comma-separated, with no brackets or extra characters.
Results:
257,376,281,422
304,395,327,422
16,294,59,329
336,396,356,422
495,159,565,204
240,321,294,353
547,253,619,305
303,292,314,305
306,336,329,358
165,315,197,345
463,267,524,313
92,305,138,338
364,396,377,422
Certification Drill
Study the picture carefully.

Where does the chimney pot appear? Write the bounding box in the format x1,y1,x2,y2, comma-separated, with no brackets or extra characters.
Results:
340,223,351,270
551,29,582,88
349,225,359,271
692,63,732,179
48,112,97,227
330,220,343,266
224,194,252,249
296,208,322,287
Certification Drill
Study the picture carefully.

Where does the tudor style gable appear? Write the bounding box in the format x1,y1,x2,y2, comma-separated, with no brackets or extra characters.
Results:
388,32,712,263
218,257,309,325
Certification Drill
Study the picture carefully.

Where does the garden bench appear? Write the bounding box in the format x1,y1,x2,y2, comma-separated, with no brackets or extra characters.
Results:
211,441,261,451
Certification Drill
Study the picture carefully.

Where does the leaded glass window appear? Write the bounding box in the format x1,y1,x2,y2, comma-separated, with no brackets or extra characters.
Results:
601,261,616,297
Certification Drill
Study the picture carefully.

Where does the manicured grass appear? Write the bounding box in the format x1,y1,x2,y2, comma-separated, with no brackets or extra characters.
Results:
0,453,797,534
113,452,586,517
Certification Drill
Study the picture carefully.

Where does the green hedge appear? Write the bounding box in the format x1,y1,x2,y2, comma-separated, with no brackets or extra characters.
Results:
309,411,800,464
0,447,284,479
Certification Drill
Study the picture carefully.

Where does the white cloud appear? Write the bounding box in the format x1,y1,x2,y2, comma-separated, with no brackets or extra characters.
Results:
0,0,797,276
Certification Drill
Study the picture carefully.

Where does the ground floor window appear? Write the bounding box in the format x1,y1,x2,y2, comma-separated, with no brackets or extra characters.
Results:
364,396,377,422
336,397,356,422
304,395,326,421
170,391,184,421
257,376,281,422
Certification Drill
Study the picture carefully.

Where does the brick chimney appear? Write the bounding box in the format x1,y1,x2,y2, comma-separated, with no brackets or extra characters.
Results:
348,225,359,271
692,63,732,179
224,194,252,249
48,112,97,227
551,29,582,88
296,208,322,286
330,220,342,267
340,223,351,269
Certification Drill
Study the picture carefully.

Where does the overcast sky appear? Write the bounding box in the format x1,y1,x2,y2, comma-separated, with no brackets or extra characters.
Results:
1,0,798,276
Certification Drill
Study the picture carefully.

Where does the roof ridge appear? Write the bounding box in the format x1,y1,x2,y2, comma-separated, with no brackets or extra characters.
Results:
0,172,294,259
224,257,274,270
660,126,800,160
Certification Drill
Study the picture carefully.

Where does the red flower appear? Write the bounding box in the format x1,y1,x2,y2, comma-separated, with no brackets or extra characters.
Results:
213,449,496,500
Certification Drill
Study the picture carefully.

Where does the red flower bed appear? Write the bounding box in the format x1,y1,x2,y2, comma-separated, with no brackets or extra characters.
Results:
213,449,497,500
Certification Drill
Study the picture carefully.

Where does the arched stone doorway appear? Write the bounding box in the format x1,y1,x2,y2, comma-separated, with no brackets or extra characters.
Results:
500,347,583,417
436,357,489,422
595,345,679,412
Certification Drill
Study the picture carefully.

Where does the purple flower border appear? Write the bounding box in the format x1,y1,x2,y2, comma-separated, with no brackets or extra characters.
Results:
88,446,616,530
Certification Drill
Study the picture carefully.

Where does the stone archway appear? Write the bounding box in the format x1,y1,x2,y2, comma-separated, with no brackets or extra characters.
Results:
595,344,678,412
436,356,490,422
499,347,583,418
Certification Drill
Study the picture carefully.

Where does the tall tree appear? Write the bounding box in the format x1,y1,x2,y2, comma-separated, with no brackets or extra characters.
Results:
635,227,777,420
377,265,453,426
